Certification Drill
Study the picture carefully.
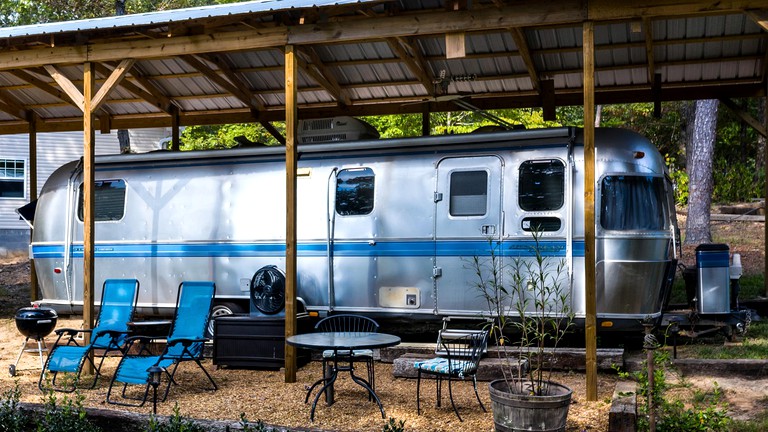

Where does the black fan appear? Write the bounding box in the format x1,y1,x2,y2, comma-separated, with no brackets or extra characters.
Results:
250,265,286,315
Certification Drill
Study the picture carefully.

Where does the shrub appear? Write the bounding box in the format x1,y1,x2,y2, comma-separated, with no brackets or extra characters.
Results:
36,388,101,432
145,404,205,432
0,383,28,432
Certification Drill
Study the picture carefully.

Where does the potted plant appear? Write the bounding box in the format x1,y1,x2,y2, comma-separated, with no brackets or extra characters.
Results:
472,230,574,432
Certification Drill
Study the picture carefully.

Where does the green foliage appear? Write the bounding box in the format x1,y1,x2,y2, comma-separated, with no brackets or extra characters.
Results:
382,417,405,432
473,230,573,396
236,413,277,432
36,388,101,432
0,383,28,432
145,404,205,432
617,350,731,432
179,122,285,150
665,154,689,206
712,158,765,203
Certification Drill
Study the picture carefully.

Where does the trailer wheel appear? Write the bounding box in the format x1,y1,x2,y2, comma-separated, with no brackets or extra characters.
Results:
206,302,244,338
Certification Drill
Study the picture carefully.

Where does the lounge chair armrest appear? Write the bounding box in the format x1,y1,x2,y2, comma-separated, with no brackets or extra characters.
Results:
54,327,91,336
123,335,157,345
167,337,208,347
94,329,129,339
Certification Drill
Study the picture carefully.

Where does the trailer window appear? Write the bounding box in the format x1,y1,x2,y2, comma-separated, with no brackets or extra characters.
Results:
77,179,126,222
601,175,667,230
0,159,25,198
449,170,488,216
336,168,375,216
519,160,564,211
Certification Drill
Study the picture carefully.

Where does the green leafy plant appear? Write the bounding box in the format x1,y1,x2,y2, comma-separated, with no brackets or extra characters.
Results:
473,230,573,396
0,383,28,432
36,388,101,432
382,417,405,432
235,413,277,432
145,404,205,432
617,350,731,431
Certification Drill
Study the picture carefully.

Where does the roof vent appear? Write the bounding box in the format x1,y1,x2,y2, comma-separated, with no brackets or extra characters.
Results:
298,117,379,143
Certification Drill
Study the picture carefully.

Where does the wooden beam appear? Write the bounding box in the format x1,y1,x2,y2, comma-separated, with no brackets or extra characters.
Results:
643,17,656,85
720,97,768,138
386,38,436,97
28,112,38,302
171,104,180,151
260,119,286,145
653,73,662,118
0,90,28,120
91,58,134,112
121,64,175,113
445,32,466,59
82,61,96,376
44,64,85,111
284,44,298,384
746,9,768,30
0,3,586,69
589,0,767,20
182,55,262,110
199,53,267,111
9,69,69,103
92,63,169,113
583,20,598,403
294,46,351,106
510,27,540,91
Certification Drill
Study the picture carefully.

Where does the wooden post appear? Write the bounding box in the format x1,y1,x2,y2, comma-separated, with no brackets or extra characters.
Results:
582,21,598,402
27,112,38,301
284,45,298,383
171,105,180,151
422,108,430,136
765,93,768,297
82,62,96,375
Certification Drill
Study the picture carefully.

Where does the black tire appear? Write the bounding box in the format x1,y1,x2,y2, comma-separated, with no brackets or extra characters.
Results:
206,302,244,339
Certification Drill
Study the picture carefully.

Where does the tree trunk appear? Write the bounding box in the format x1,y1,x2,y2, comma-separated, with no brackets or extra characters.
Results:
684,99,718,245
117,129,131,154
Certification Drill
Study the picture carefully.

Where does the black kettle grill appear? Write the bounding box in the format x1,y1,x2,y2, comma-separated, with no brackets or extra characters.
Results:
10,306,57,376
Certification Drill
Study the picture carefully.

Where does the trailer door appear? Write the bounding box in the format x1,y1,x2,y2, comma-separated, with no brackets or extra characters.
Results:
434,156,503,314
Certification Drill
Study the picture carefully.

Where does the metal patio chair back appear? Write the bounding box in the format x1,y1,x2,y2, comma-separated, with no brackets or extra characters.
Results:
414,329,489,422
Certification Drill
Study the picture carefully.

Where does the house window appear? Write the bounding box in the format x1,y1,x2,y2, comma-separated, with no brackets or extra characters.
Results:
449,170,488,217
77,179,127,222
519,159,564,211
336,168,375,216
0,159,25,198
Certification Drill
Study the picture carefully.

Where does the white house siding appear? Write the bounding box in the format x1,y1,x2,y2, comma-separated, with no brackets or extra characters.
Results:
0,128,169,254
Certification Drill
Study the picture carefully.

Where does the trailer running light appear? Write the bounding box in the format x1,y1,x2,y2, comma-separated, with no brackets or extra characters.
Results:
53,267,62,274
308,311,319,317
633,151,645,159
600,321,614,328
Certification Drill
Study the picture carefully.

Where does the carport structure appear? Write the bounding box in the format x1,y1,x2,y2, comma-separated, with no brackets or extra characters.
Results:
2,0,768,400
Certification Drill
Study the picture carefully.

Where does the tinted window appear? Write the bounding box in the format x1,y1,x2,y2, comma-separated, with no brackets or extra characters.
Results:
336,168,375,216
519,160,564,211
601,175,668,230
0,159,24,198
449,170,488,217
78,179,127,222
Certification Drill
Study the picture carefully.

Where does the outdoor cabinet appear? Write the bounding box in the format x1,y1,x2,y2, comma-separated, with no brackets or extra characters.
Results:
213,314,311,369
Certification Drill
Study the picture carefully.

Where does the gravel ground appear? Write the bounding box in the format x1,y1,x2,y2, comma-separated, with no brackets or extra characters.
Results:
0,213,766,431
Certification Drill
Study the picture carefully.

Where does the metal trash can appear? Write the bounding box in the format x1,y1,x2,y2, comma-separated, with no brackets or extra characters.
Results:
695,243,730,314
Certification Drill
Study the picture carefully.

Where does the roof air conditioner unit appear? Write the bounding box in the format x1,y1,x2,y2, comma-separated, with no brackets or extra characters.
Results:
297,116,379,143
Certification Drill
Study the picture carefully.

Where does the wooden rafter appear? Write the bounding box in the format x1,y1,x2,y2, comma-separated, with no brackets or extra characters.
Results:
387,38,435,97
0,89,29,120
293,46,351,106
94,63,173,114
199,53,266,111
43,64,85,111
745,10,768,82
91,58,134,112
8,69,70,102
182,54,262,110
509,27,540,91
643,17,656,85
720,97,768,138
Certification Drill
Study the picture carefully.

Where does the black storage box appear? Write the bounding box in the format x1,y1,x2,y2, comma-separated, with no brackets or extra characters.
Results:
213,314,312,369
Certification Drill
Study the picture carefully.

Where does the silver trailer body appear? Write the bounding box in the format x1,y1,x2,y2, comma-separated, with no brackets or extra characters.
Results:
30,127,678,332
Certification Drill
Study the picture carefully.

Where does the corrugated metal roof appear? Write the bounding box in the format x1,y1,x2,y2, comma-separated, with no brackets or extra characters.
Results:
0,0,379,39
0,1,761,134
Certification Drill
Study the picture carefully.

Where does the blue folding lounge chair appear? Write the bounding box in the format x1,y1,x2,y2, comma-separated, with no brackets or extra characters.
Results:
39,278,140,392
106,281,217,407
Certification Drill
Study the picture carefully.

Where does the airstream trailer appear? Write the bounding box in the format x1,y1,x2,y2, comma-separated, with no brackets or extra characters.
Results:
28,122,679,333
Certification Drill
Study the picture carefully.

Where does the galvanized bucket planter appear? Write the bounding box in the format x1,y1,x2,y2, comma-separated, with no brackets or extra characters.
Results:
488,379,572,432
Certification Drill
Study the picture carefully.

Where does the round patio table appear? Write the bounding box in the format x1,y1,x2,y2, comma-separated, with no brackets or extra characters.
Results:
286,331,401,421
